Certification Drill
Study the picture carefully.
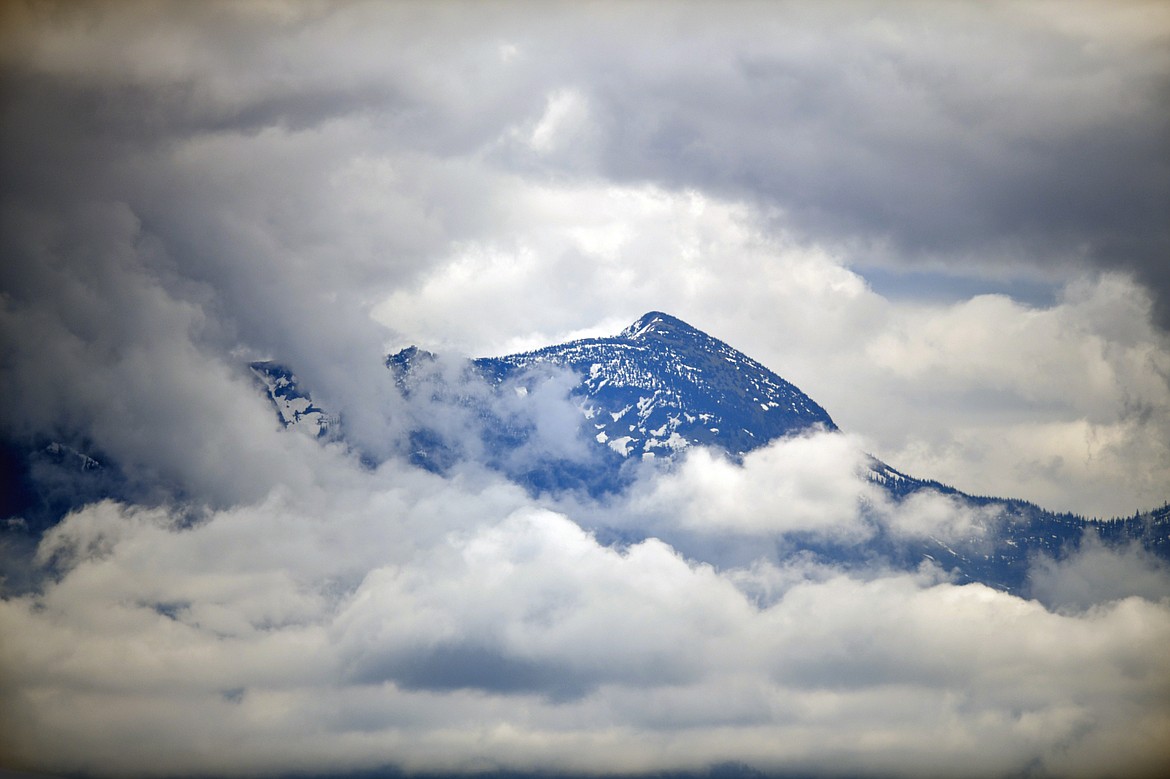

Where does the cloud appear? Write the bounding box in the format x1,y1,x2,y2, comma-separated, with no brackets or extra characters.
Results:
525,88,593,155
0,201,324,507
3,462,1170,778
860,275,1170,516
880,489,1000,547
331,508,737,699
576,2,1170,323
1029,533,1170,613
622,431,879,542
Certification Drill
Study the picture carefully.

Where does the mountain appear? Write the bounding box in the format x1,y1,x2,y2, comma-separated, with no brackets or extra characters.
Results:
9,312,1162,598
474,311,837,460
376,311,838,497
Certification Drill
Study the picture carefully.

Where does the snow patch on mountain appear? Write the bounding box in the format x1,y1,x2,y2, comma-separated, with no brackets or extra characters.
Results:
250,362,338,439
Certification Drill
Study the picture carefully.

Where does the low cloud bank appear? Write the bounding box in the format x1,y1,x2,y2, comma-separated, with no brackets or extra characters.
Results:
3,427,1169,778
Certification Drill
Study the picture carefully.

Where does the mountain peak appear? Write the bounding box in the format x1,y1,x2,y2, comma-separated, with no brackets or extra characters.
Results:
475,310,837,461
620,311,704,341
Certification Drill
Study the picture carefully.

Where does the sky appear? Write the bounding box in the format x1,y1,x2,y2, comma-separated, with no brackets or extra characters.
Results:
1,2,1170,778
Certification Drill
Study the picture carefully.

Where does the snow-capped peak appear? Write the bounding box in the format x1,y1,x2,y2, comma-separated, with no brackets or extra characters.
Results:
619,311,701,341
476,311,836,460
